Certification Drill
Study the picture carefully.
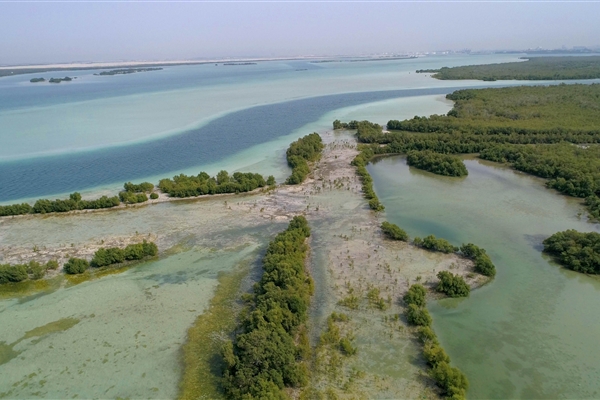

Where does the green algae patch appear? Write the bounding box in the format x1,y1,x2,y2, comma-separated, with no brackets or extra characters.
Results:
0,318,79,368
178,264,251,400
0,341,21,366
20,318,80,343
0,275,63,301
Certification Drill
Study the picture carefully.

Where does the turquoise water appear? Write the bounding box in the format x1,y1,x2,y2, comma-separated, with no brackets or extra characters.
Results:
368,156,600,399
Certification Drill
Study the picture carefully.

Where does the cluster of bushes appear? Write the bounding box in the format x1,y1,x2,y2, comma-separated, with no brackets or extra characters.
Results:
423,56,600,81
436,271,470,297
404,284,469,399
543,230,600,274
414,235,458,254
64,241,159,275
354,121,385,143
0,259,58,284
381,221,408,241
158,171,272,198
222,216,313,399
64,258,90,274
406,150,468,177
460,243,497,277
285,133,324,184
90,241,158,268
332,120,359,130
351,146,384,211
119,181,156,204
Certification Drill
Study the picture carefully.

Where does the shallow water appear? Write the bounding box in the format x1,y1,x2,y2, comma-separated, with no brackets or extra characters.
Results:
0,198,288,398
368,156,600,399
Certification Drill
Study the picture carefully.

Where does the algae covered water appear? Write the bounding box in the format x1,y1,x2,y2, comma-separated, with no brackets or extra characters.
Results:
368,156,600,398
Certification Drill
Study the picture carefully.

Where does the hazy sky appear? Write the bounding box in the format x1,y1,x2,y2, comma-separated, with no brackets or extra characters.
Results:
1,1,599,65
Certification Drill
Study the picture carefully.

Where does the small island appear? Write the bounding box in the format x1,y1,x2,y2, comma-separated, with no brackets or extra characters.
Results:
222,62,257,66
48,76,73,83
94,67,163,76
29,77,45,83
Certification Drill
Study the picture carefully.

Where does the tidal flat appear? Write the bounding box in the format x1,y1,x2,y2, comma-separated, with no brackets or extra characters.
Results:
1,131,487,398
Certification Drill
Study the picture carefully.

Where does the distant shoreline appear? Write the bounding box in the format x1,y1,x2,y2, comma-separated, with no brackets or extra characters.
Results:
0,55,420,78
0,57,309,78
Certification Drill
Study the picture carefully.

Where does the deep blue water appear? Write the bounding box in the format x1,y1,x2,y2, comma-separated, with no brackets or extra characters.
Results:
0,87,470,202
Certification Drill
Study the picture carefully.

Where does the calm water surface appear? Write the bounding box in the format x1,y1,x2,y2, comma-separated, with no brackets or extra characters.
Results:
369,156,600,399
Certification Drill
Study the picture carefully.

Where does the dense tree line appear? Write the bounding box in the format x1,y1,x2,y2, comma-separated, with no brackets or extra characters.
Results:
222,216,313,399
90,241,158,268
420,56,600,81
404,284,469,399
158,170,270,197
286,133,324,184
406,150,468,177
0,259,58,284
436,271,470,297
0,192,121,217
381,221,408,241
543,230,600,274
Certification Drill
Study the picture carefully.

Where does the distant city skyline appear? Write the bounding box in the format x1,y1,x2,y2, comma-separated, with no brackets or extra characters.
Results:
1,1,599,65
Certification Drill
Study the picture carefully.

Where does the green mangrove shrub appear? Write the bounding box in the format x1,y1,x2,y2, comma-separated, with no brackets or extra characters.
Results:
64,258,90,275
436,271,470,298
543,229,600,274
381,221,409,241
